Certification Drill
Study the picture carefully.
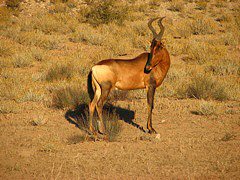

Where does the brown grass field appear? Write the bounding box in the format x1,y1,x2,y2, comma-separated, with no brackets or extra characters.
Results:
0,0,239,179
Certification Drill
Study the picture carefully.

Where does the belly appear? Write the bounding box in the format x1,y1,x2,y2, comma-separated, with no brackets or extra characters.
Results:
115,78,146,90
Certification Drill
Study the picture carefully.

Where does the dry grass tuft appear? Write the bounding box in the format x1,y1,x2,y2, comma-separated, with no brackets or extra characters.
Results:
84,0,131,26
0,101,21,114
184,40,226,64
6,0,22,8
50,85,88,109
102,110,122,142
168,1,184,12
0,40,15,57
110,90,130,102
191,100,217,115
12,52,34,68
177,75,228,101
221,132,236,142
189,15,218,35
45,63,74,82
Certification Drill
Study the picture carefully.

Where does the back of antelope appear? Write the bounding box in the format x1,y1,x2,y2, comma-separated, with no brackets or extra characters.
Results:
87,17,170,134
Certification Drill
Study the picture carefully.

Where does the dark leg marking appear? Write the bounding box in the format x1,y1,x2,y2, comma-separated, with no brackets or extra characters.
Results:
147,74,157,134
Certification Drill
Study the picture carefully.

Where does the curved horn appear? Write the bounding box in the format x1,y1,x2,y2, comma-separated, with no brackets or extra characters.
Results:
155,17,165,41
148,17,161,38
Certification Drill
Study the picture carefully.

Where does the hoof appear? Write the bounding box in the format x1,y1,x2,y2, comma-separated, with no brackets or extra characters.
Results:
147,128,157,134
97,129,106,135
89,126,96,134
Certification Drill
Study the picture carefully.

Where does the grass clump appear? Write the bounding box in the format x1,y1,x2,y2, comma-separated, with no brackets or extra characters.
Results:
45,63,74,82
51,85,88,109
191,100,216,116
168,1,184,12
177,75,228,101
189,16,218,35
12,52,34,68
195,2,207,10
221,132,236,142
6,0,22,8
184,40,226,65
70,25,105,45
30,47,48,62
0,101,20,114
84,0,131,26
110,90,129,102
102,110,122,141
0,41,15,57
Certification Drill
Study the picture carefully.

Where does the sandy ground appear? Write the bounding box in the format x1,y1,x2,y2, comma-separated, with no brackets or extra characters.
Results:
0,97,239,179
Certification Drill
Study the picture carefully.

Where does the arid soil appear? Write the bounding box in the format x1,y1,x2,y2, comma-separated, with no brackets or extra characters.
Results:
1,0,240,179
0,94,239,179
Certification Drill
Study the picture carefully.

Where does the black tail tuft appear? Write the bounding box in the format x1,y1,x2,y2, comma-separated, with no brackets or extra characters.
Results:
87,71,94,101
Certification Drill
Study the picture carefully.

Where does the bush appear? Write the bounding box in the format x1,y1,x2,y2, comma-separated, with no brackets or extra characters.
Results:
84,0,130,26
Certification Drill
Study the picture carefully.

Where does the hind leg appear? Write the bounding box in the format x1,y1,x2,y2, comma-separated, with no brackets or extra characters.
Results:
96,82,111,134
89,76,101,133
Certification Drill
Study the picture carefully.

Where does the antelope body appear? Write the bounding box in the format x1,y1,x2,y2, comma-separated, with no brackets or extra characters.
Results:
87,17,170,134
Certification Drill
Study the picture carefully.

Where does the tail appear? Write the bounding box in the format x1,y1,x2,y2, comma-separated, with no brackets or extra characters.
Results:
87,71,94,102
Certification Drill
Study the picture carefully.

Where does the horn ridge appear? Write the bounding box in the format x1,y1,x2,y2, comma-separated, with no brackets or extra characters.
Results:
155,16,165,41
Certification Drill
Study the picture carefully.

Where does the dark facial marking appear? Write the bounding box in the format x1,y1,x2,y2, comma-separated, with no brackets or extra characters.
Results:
144,53,152,74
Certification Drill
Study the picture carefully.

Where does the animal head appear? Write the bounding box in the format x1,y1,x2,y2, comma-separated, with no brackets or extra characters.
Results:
144,17,166,74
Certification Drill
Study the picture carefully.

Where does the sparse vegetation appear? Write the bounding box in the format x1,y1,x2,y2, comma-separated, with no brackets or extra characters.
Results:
189,15,218,35
0,0,239,178
221,132,236,141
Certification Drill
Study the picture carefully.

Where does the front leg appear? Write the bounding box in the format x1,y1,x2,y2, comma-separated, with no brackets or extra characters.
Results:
147,84,157,134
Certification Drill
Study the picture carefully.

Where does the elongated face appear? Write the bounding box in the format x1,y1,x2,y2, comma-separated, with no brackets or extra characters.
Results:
144,39,163,74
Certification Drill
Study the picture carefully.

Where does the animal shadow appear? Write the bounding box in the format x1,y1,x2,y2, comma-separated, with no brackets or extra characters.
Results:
64,103,145,133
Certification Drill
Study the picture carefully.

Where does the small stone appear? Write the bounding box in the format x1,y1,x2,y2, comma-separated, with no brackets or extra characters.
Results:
156,134,161,139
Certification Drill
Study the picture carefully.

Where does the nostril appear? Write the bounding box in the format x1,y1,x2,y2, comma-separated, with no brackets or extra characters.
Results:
144,65,152,74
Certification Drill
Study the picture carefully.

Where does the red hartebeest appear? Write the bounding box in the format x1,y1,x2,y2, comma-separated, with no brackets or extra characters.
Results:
87,17,170,134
